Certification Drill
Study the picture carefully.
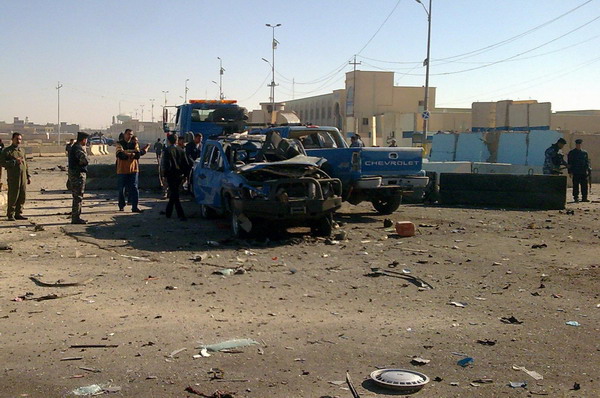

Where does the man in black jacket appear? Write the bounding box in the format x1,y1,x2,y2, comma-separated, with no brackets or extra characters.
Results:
567,139,591,202
161,134,191,220
68,132,90,224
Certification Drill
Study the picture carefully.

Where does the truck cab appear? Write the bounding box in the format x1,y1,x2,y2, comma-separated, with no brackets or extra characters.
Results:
167,100,248,141
254,125,428,214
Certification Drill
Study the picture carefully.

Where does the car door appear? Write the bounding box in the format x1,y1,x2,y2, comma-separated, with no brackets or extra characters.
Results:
194,144,219,206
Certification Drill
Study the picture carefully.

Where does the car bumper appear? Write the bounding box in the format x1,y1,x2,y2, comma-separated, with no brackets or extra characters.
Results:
354,176,429,190
232,197,342,221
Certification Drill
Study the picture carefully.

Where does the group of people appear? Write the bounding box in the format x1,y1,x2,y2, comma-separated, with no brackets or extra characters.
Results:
544,137,592,202
0,131,592,223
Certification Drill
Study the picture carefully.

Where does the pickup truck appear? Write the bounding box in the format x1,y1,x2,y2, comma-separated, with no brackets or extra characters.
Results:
192,132,343,237
253,126,428,214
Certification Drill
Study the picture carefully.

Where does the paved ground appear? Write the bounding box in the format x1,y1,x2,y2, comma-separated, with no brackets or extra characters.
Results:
0,155,598,398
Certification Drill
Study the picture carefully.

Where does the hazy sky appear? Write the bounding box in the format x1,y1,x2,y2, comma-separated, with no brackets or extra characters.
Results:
1,0,599,128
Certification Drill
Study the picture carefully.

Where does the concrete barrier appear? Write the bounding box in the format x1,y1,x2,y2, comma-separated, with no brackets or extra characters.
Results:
85,163,161,190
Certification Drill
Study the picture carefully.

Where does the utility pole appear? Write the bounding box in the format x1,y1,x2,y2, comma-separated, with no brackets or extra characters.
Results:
265,23,281,114
217,57,225,100
149,99,155,123
184,79,189,103
416,0,432,143
140,105,145,122
162,90,169,107
56,81,63,145
349,55,361,134
292,78,295,100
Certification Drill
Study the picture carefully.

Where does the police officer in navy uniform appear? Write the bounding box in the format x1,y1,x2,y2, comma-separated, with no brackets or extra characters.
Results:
543,138,568,175
567,138,591,202
68,132,90,224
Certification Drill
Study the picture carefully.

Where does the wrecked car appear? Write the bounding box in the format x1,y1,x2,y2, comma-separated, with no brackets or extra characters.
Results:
192,132,343,237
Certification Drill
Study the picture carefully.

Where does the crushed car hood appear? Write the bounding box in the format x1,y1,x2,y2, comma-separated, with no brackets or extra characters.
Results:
238,155,325,173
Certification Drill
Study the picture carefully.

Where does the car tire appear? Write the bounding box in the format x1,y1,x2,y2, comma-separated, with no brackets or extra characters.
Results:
200,204,216,219
371,196,402,214
311,214,333,237
229,199,251,238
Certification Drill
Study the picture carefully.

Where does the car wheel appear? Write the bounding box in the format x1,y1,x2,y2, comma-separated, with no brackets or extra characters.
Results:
310,214,333,237
200,204,216,219
372,196,402,214
229,199,251,238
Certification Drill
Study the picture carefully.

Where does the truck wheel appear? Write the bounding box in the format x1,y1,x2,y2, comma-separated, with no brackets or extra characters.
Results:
372,196,402,214
310,214,333,237
200,204,216,219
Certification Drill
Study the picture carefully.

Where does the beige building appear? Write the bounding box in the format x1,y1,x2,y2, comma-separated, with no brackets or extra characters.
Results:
253,70,600,146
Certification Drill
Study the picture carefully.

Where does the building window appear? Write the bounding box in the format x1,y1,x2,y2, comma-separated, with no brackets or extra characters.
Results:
362,118,369,125
327,107,332,118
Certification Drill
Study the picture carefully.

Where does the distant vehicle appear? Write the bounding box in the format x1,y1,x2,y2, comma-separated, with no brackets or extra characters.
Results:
252,126,428,214
192,132,342,237
165,99,248,141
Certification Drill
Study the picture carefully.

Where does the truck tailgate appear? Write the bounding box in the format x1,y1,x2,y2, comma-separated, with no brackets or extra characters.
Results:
360,147,423,176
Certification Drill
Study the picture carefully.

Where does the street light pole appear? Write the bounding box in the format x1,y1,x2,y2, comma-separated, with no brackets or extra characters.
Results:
217,57,225,100
184,79,190,103
162,90,169,124
149,99,155,123
416,0,432,142
56,81,63,145
265,23,281,112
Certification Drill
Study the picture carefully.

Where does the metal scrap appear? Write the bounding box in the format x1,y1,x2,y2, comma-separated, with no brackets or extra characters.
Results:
366,267,434,289
29,276,94,287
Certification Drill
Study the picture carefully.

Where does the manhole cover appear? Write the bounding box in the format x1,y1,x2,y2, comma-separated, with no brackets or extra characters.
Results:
370,369,429,392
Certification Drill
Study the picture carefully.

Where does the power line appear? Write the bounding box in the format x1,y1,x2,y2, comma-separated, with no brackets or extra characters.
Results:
357,0,594,66
356,0,403,55
360,14,600,76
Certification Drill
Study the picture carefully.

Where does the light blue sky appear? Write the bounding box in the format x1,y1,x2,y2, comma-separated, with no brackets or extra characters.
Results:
1,0,599,128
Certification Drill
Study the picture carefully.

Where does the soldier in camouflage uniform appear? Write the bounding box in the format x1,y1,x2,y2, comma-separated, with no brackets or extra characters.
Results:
0,133,31,221
68,132,90,224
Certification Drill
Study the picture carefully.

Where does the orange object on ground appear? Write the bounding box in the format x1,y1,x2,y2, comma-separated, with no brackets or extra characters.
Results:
395,221,415,237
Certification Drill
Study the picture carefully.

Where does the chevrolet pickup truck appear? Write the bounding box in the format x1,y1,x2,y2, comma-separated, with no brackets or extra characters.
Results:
253,126,428,214
192,132,342,237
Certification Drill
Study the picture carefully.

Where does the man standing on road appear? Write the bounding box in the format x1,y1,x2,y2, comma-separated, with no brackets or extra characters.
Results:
185,133,203,162
0,133,31,221
115,129,150,213
68,132,90,224
543,138,568,175
567,138,591,202
161,134,191,221
153,138,164,162
65,138,75,156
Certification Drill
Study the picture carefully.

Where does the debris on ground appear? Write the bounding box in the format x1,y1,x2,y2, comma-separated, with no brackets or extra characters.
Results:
185,386,236,397
513,365,543,380
531,243,548,249
383,219,394,228
508,381,527,388
395,221,416,237
0,243,13,251
411,356,431,366
345,372,361,398
71,384,103,396
199,339,259,353
29,276,94,287
70,344,119,349
565,321,580,327
366,267,434,289
457,357,474,367
190,253,209,262
448,301,466,308
120,254,151,262
500,316,523,324
476,339,496,346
